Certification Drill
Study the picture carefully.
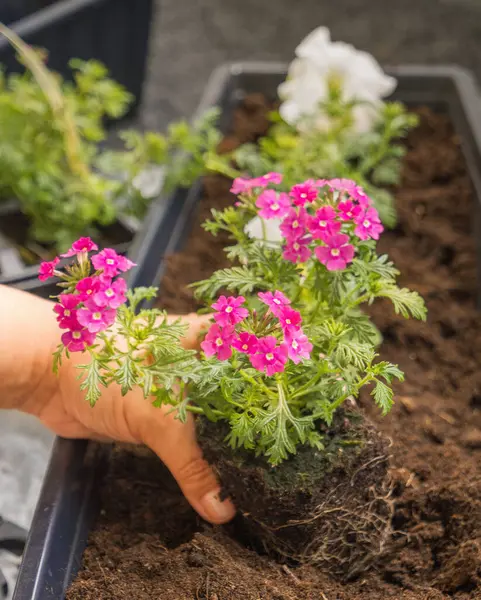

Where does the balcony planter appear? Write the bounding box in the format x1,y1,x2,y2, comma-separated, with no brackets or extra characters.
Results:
14,63,481,599
0,0,153,112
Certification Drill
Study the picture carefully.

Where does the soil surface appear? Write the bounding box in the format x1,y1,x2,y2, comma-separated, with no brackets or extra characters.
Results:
68,102,481,599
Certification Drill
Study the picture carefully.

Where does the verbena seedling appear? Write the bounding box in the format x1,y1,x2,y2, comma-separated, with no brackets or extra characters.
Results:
46,174,426,466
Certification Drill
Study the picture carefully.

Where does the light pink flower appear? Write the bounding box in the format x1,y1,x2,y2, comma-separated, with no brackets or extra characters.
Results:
259,172,283,185
315,233,355,271
250,336,288,376
278,307,303,333
232,332,259,355
94,278,127,309
308,206,341,239
53,294,80,328
256,190,291,219
282,237,311,263
338,200,363,222
61,323,96,352
38,257,60,281
258,290,291,316
77,300,116,334
354,207,384,241
61,237,98,258
76,276,101,302
290,181,318,206
200,324,235,360
212,295,249,327
285,329,313,364
91,249,136,278
327,179,372,207
280,207,308,240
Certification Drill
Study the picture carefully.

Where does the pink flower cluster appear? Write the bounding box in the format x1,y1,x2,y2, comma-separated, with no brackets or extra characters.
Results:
200,291,312,376
233,175,383,271
39,238,135,352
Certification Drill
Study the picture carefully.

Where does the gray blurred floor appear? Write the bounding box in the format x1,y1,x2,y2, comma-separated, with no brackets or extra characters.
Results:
141,0,481,129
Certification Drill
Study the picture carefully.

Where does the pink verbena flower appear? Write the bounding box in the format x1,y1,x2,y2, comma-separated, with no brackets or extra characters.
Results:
259,172,283,185
290,181,318,206
308,206,340,239
230,177,255,195
258,290,291,316
256,190,291,219
250,336,288,376
282,237,311,263
280,207,308,240
315,233,355,271
94,277,127,309
285,329,313,364
232,332,259,355
38,257,60,281
53,294,80,328
338,200,363,222
278,307,302,333
61,237,98,258
200,324,235,360
77,300,116,334
76,276,101,302
328,179,372,207
354,207,384,241
61,323,96,353
91,249,136,278
212,295,249,327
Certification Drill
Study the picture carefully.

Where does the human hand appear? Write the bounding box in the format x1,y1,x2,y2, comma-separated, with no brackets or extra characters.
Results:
0,286,235,525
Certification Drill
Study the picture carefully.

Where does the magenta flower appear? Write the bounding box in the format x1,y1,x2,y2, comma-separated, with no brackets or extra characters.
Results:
200,324,235,360
91,249,136,277
278,307,303,333
354,207,384,241
53,294,80,328
38,257,60,281
250,336,288,376
61,323,96,353
282,238,311,264
315,233,355,271
76,276,101,302
280,207,308,240
61,237,98,258
285,329,313,364
259,172,283,185
230,177,255,195
290,181,318,206
338,200,362,222
212,295,249,327
258,290,291,316
308,206,341,239
328,179,372,207
232,332,259,355
94,277,127,309
77,300,116,334
256,190,291,220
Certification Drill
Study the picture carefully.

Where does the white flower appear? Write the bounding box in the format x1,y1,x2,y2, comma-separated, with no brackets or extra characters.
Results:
244,216,283,244
132,166,166,198
278,27,397,133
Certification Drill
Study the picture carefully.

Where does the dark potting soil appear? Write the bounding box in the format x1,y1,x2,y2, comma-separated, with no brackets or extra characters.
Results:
67,100,481,600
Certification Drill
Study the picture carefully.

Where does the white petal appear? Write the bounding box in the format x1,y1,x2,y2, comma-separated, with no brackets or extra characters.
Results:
295,26,331,62
244,216,283,244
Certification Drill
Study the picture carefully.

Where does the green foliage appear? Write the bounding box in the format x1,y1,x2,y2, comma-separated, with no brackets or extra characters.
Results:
0,28,222,254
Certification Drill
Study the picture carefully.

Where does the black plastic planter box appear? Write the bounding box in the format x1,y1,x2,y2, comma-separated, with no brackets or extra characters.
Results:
13,62,481,599
0,0,153,111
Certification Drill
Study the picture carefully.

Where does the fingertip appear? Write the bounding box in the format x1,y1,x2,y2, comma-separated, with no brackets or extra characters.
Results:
198,489,236,524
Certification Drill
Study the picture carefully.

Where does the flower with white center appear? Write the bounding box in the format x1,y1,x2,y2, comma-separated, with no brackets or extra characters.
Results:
278,26,397,133
244,216,283,245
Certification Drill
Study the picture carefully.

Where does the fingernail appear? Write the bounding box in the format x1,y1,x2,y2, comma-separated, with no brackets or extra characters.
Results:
200,489,236,523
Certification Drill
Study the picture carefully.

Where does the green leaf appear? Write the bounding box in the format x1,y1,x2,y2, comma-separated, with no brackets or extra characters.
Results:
371,379,394,415
78,354,106,407
192,266,264,299
376,284,427,320
114,354,138,395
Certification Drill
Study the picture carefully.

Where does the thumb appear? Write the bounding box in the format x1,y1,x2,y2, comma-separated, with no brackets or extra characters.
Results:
138,405,236,524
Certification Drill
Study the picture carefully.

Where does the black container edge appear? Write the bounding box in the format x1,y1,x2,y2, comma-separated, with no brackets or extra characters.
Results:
13,61,481,599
